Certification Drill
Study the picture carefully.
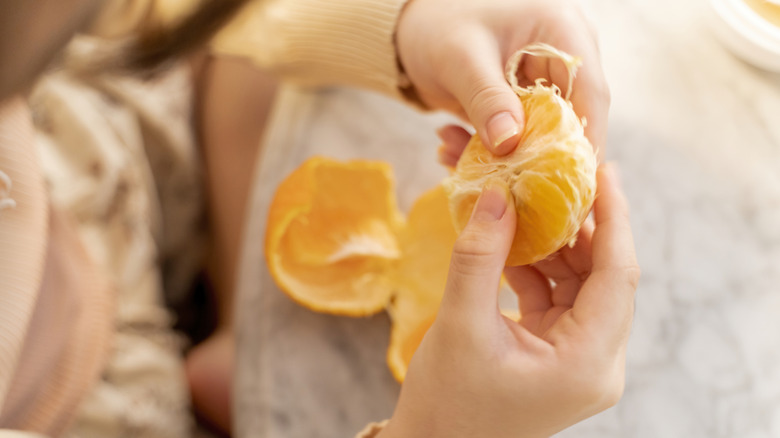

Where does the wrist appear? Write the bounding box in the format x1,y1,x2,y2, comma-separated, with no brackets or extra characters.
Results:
393,0,429,109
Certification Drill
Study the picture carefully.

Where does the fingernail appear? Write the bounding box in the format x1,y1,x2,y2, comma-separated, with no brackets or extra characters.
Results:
487,112,520,152
472,179,509,222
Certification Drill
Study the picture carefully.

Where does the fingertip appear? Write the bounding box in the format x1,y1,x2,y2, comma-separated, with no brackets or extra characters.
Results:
600,161,621,188
595,162,626,214
452,62,525,155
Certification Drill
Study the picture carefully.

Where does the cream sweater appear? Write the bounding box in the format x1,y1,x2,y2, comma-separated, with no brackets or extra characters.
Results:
0,0,409,436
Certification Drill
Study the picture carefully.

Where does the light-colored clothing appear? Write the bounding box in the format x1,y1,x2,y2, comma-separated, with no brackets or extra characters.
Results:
0,0,413,435
91,0,411,101
212,0,411,100
1,36,203,437
0,96,113,436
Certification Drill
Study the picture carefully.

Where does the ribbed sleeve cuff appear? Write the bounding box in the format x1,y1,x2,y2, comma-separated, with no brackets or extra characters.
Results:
212,0,411,100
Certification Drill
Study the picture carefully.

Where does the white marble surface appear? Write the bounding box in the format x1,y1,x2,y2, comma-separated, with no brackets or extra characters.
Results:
235,0,780,436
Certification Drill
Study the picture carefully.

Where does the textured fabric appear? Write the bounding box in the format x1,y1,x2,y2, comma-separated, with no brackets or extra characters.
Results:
0,207,113,435
0,98,112,436
0,98,48,418
23,36,201,437
89,0,412,101
212,0,411,100
89,0,199,38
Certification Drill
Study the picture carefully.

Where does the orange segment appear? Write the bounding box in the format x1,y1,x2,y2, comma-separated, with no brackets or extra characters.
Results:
387,186,457,381
443,46,597,266
265,157,404,316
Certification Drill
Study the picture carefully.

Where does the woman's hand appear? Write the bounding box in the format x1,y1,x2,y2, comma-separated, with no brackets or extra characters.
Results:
378,162,638,438
396,0,610,156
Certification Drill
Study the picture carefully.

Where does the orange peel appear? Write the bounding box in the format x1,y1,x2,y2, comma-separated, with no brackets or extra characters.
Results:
265,157,404,316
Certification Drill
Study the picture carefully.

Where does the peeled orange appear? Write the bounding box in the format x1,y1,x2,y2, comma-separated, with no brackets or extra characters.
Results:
443,43,597,266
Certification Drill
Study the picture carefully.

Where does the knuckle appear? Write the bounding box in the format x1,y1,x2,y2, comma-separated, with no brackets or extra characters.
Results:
466,82,511,119
623,264,642,290
452,233,494,261
436,31,478,75
450,231,501,273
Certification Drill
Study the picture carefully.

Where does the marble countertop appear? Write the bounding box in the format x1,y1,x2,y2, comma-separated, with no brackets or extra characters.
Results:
234,0,780,436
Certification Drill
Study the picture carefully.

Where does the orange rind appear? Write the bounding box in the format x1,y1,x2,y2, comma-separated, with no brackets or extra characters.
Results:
265,157,404,316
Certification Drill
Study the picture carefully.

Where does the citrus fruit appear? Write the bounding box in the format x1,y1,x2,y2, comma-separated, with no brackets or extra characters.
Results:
265,157,404,316
387,185,457,381
443,43,598,266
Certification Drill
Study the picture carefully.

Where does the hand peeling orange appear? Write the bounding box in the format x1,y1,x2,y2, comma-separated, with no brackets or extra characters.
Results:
264,43,597,381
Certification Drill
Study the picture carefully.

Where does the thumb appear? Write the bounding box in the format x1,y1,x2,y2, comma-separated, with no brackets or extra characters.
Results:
441,180,516,320
454,61,525,156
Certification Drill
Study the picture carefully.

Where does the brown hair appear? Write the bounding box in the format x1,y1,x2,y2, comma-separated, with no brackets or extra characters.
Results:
122,0,251,71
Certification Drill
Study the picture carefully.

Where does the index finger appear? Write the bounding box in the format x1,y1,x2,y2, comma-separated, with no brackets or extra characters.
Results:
572,163,640,343
568,56,610,158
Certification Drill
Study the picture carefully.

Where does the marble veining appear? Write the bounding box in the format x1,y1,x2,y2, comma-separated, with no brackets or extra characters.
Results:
235,0,780,436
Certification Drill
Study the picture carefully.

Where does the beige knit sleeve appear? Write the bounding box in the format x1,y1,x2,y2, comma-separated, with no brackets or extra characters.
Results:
211,0,411,100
